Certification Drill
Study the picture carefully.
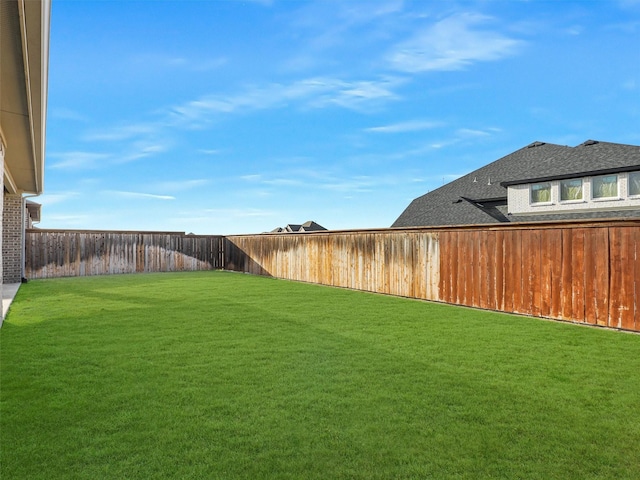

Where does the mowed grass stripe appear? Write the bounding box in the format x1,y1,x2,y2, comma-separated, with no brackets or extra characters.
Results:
1,271,639,479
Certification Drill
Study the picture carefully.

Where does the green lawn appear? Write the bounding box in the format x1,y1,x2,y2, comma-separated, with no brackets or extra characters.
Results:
1,271,639,479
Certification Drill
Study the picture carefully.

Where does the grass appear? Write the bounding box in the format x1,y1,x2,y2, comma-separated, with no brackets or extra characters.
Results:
1,271,639,479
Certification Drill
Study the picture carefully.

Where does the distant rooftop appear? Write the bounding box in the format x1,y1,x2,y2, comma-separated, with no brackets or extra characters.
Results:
269,221,327,233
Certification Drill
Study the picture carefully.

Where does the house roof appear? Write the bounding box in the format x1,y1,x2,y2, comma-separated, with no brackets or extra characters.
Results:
392,140,640,228
268,221,328,233
501,140,640,186
299,220,327,232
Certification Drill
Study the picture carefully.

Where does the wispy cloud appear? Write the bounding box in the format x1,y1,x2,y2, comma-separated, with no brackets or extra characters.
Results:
387,12,523,72
38,192,81,205
168,76,404,126
289,0,404,51
49,151,111,169
320,175,376,193
240,168,399,194
131,54,227,72
151,179,209,192
116,143,169,163
104,190,175,200
364,119,445,133
83,123,160,142
49,108,88,122
456,128,498,137
51,140,168,170
198,149,222,155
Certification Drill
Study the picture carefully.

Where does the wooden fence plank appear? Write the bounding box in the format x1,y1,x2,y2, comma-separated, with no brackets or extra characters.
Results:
634,226,640,331
494,230,505,311
571,229,586,323
561,229,573,321
25,221,640,332
583,229,597,325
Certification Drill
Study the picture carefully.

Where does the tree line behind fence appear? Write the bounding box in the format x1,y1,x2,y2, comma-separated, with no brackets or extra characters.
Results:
25,220,640,332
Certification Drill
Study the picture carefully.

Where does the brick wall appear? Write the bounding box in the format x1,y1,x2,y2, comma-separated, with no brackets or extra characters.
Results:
1,145,4,299
3,194,23,283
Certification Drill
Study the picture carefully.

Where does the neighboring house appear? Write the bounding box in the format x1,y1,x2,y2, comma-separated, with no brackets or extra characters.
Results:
392,140,640,228
1,0,51,297
270,221,328,233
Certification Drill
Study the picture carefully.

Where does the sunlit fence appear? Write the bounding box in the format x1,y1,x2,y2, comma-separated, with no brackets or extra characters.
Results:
26,219,640,332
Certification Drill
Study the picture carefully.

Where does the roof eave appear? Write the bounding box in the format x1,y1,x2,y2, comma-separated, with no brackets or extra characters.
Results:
20,0,51,194
2,0,50,195
501,164,640,187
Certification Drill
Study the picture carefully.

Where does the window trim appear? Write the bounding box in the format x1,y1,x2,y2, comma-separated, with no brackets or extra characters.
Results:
559,178,584,204
628,171,640,198
530,182,553,205
591,174,619,201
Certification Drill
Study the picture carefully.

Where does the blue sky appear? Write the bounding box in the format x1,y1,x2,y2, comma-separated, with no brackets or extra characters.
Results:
41,0,640,234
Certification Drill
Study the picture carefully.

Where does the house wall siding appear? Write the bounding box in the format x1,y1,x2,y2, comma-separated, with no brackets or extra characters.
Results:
2,194,23,283
508,171,640,215
0,142,4,305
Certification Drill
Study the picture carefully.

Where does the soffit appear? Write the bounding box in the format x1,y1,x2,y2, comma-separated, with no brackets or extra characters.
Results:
0,0,49,194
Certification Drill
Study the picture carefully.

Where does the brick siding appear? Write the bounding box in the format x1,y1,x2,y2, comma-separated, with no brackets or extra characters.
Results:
3,194,23,283
1,147,4,297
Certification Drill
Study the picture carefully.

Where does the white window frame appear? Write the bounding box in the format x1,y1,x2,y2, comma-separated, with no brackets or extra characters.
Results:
530,182,552,205
591,174,619,201
628,171,640,198
559,178,584,203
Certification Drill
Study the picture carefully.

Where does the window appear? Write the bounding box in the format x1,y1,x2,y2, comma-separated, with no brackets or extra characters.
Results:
531,182,551,204
560,178,583,201
592,175,618,199
629,172,640,197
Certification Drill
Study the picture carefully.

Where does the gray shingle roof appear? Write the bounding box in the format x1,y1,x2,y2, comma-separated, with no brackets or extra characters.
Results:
392,140,640,227
268,221,328,233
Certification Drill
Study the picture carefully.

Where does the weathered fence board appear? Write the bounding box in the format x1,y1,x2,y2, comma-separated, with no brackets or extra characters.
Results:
25,230,223,279
24,220,640,332
225,230,441,301
225,220,639,332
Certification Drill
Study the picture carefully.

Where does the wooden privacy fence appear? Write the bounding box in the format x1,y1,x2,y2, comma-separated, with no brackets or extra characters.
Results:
225,219,639,332
24,220,639,332
25,230,223,278
224,230,440,301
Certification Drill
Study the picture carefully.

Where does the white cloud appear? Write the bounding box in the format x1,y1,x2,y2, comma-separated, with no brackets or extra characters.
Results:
198,149,223,155
38,192,81,205
83,123,159,142
241,174,262,182
152,179,209,192
49,151,111,169
364,119,445,133
168,76,404,126
387,12,523,72
130,54,227,72
104,190,175,200
565,25,584,36
456,128,493,137
320,176,376,193
117,143,169,163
